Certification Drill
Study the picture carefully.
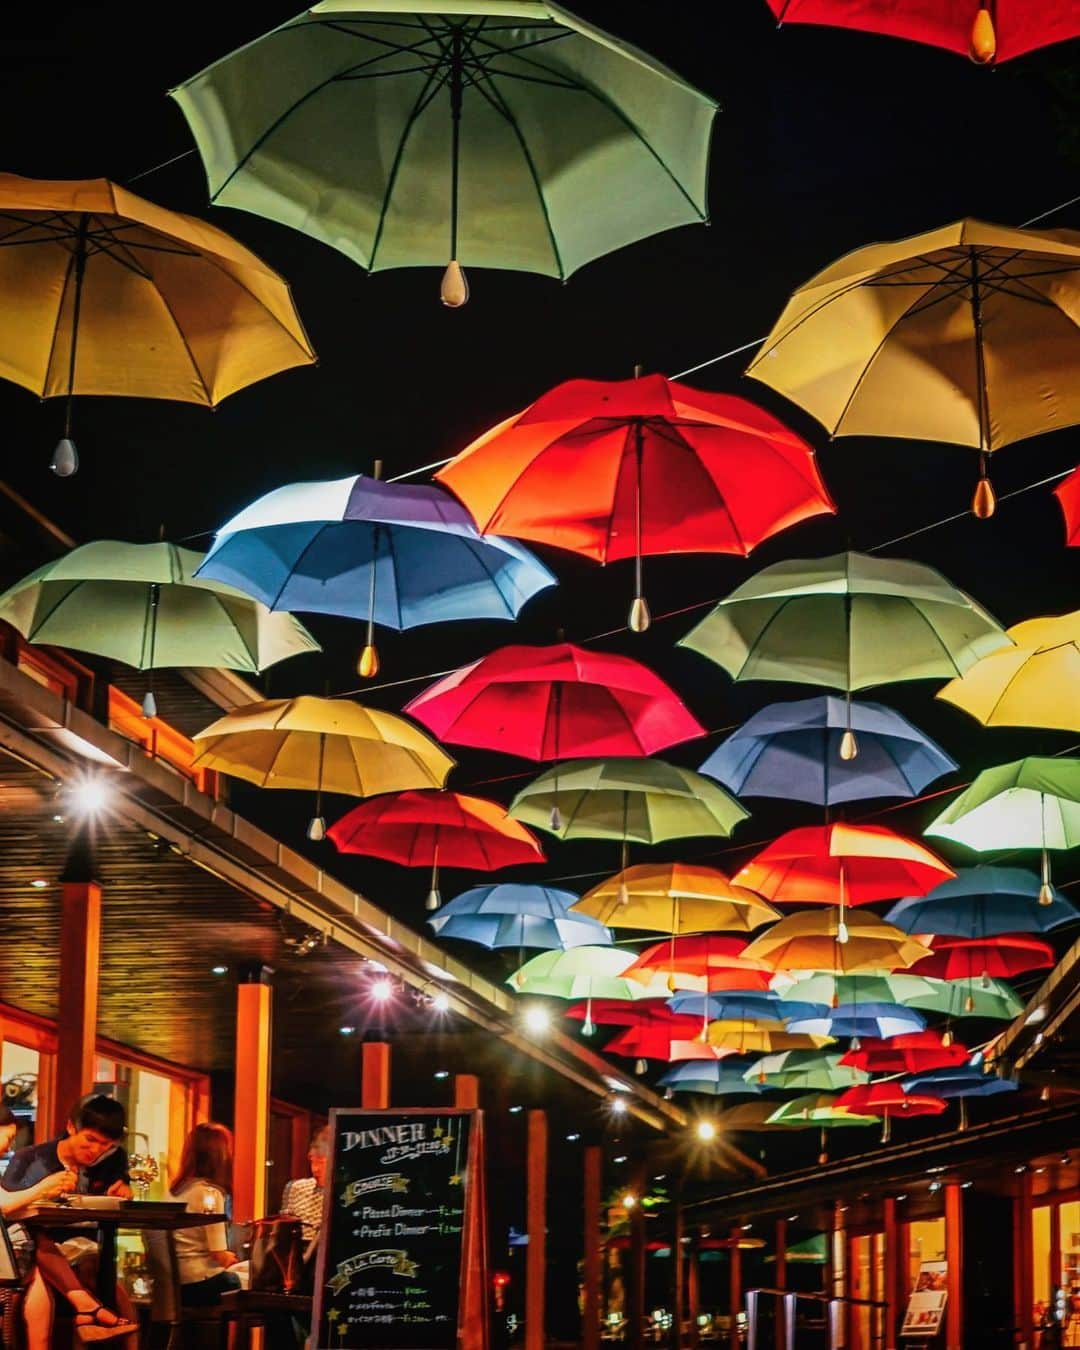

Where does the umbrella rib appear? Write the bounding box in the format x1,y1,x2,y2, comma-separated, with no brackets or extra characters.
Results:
728,594,803,682
648,420,752,555
20,581,87,645
209,594,260,672
265,524,332,612
455,534,516,619
368,65,447,272
905,601,968,678
41,248,77,401
137,272,215,405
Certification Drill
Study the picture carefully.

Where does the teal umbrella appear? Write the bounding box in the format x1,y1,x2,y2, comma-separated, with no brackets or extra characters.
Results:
171,2,717,303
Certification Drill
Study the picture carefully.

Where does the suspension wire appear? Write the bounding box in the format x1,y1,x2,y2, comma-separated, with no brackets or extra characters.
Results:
124,148,197,185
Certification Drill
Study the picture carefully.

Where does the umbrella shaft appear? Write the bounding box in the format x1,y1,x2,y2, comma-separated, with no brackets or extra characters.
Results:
65,214,91,433
449,29,464,259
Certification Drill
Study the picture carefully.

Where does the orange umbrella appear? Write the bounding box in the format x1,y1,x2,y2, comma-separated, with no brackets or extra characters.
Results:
742,907,930,973
622,935,774,994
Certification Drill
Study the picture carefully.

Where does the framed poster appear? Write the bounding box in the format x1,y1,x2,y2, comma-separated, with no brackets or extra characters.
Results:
901,1260,948,1339
312,1107,484,1350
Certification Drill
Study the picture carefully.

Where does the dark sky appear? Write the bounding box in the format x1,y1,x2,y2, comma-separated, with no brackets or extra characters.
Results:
2,4,1079,962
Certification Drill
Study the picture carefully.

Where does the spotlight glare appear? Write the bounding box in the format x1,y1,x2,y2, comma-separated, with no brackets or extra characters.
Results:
508,1105,523,1115
622,1193,637,1209
371,977,394,1003
566,1133,580,1142
431,991,451,1014
524,1006,550,1034
610,1097,628,1116
695,1120,717,1142
69,776,110,818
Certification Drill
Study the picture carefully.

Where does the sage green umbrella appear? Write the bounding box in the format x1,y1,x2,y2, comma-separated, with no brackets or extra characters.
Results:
766,1093,879,1127
0,541,319,714
925,756,1080,902
509,758,749,843
742,1051,868,1092
507,945,668,1000
170,2,717,304
902,975,1022,1021
777,972,938,1010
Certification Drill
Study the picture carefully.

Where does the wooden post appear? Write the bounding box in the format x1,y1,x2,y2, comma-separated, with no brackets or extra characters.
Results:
673,1188,687,1350
361,1040,391,1109
526,1110,547,1350
687,1238,700,1349
233,965,272,1225
775,1217,788,1350
583,1145,603,1350
945,1182,962,1350
883,1197,898,1350
53,878,101,1135
629,1175,647,1350
729,1226,742,1350
455,1074,480,1109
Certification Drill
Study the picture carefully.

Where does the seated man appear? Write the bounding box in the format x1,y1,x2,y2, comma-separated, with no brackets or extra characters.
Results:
281,1124,328,1255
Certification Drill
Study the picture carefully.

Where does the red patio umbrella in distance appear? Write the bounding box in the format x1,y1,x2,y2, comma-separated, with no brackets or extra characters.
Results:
405,642,704,762
1054,465,1080,546
840,1031,970,1074
762,0,1080,66
835,1081,947,1140
623,936,774,993
733,823,955,944
565,999,677,1027
436,373,835,630
328,789,544,911
907,935,1055,981
606,1019,706,1070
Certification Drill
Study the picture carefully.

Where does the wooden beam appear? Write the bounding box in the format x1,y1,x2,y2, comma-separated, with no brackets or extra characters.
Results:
945,1181,963,1350
53,879,101,1135
583,1144,602,1350
526,1110,547,1350
729,1225,742,1350
883,1197,898,1350
454,1073,479,1110
361,1041,391,1109
233,968,272,1225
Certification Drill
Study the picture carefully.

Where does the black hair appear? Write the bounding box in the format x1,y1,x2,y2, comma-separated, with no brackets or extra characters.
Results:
70,1093,126,1141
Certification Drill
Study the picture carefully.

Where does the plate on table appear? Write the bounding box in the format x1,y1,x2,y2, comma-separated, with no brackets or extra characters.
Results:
65,1195,123,1211
118,1201,188,1213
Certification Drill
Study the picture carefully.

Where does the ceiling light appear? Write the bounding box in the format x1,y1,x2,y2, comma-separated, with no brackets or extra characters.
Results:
29,879,48,889
695,1121,717,1142
622,1194,637,1209
508,1105,523,1115
523,1006,550,1034
1025,1005,1047,1026
566,1133,580,1142
211,965,228,976
787,1214,798,1222
338,1026,356,1036
433,1070,449,1080
610,1097,628,1116
613,1155,627,1163
928,1181,941,1193
370,977,394,1002
68,776,110,818
431,991,451,1013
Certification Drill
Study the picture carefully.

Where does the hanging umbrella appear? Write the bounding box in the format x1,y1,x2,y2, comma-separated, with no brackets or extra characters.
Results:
438,373,833,627
197,474,555,677
734,823,954,940
573,864,778,936
786,1003,927,1042
713,1101,793,1132
745,219,1080,513
925,756,1080,903
835,1082,946,1141
328,790,544,911
606,1020,706,1067
742,1051,869,1092
0,173,315,475
706,1023,833,1054
564,999,674,1028
700,696,956,805
620,935,775,997
841,1031,970,1074
886,865,1079,937
191,696,453,839
901,1066,1019,1099
766,1094,879,1127
667,991,826,1024
172,2,717,302
0,540,319,716
659,1062,765,1096
429,883,608,951
937,613,1080,733
507,946,666,1001
908,936,1054,982
763,0,1080,65
509,758,749,845
1055,466,1080,545
901,975,1023,1021
668,1041,742,1063
742,908,930,973
766,1234,827,1265
776,972,940,1011
405,642,704,761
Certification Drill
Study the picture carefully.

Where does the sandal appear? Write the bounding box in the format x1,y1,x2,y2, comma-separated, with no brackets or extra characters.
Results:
74,1304,139,1343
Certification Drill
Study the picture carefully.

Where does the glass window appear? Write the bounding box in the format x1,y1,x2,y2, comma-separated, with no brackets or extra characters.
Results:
907,1219,946,1297
1062,1202,1080,1300
1034,1206,1052,1336
1,1042,40,1155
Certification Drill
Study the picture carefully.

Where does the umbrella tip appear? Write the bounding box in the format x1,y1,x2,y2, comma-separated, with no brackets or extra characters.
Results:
307,815,326,842
629,595,651,633
358,643,380,679
969,7,996,62
839,729,858,761
141,690,158,720
51,437,78,478
972,473,996,519
440,260,469,308
426,887,441,912
1038,882,1055,907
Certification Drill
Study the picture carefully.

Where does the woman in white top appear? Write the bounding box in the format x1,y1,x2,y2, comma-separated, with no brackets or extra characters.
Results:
166,1123,240,1307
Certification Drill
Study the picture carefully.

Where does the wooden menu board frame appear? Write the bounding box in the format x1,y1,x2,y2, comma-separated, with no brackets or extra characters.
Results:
312,1106,488,1350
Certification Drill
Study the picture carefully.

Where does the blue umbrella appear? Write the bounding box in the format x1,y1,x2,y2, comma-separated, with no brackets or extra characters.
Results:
699,696,956,806
786,1002,926,1041
666,991,826,1024
659,1060,765,1096
885,865,1080,937
428,883,610,951
197,474,556,671
901,1066,1019,1099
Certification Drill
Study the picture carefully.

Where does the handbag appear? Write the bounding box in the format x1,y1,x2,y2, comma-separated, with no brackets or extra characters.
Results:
248,1215,305,1294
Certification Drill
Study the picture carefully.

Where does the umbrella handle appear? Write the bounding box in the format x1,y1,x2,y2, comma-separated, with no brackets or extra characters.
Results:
969,251,997,518
439,29,469,307
628,412,651,632
64,214,90,441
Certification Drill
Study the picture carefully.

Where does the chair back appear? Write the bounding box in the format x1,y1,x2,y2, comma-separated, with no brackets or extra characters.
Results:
143,1228,182,1324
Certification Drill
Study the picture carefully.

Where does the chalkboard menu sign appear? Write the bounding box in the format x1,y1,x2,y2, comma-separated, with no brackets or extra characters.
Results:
312,1108,480,1350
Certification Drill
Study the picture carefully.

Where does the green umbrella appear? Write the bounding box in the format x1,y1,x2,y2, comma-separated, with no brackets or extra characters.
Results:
766,1234,827,1265
776,972,939,1009
902,975,1023,1020
0,541,319,715
679,552,1010,703
509,758,748,843
743,1051,868,1092
766,1093,879,1127
171,2,717,304
507,945,666,1000
925,756,1080,902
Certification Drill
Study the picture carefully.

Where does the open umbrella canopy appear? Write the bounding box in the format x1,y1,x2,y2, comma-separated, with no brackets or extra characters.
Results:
197,475,555,640
743,1051,869,1091
925,756,1080,853
564,999,674,1028
1056,466,1080,545
835,1083,946,1119
744,219,1080,510
573,864,778,934
776,972,940,1009
901,1067,1019,1099
734,823,955,907
509,759,749,843
908,935,1055,982
405,642,703,760
706,1023,833,1054
841,1031,970,1074
743,908,930,974
508,946,666,1000
659,1062,765,1096
766,1094,879,1127
667,991,825,1023
679,552,1010,691
886,865,1079,937
762,0,1079,64
172,2,717,287
0,541,320,683
429,883,608,951
605,1020,705,1062
713,1101,795,1132
900,975,1023,1020
621,936,774,994
699,696,956,806
787,1003,927,1041
937,613,1080,733
668,1041,741,1063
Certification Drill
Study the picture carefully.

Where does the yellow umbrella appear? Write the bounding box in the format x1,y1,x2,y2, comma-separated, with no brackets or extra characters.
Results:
192,696,454,839
937,612,1080,732
746,219,1080,515
741,908,929,974
0,173,316,475
572,862,779,933
705,1022,834,1053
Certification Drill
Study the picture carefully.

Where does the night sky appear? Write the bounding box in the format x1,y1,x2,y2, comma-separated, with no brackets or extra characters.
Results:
3,5,1079,992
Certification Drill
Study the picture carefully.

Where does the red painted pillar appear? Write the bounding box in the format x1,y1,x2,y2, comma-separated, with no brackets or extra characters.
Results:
361,1040,391,1108
729,1226,742,1350
54,878,102,1134
526,1110,547,1350
233,965,272,1224
775,1218,788,1350
945,1182,963,1350
454,1073,479,1109
583,1145,602,1350
883,1197,898,1350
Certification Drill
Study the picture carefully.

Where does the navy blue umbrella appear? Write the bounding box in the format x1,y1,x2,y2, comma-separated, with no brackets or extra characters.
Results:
886,865,1080,937
699,696,956,806
666,991,825,1024
901,1066,1019,1098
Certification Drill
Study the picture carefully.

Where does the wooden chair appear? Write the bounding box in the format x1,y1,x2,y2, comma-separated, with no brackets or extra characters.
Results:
142,1230,236,1350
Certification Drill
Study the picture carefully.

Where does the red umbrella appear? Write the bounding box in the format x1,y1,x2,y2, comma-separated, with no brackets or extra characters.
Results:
565,1000,685,1027
763,0,1080,65
841,1031,969,1074
907,935,1055,981
733,823,954,938
623,936,774,994
606,1021,705,1067
328,790,544,910
1054,465,1080,546
405,642,704,760
835,1081,947,1140
437,374,834,629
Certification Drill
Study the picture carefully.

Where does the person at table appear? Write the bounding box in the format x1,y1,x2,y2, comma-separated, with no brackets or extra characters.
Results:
0,1105,138,1345
281,1123,329,1250
166,1121,240,1306
2,1093,132,1200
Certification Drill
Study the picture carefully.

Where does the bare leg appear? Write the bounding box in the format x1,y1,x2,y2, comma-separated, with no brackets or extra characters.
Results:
21,1268,55,1350
34,1237,138,1346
